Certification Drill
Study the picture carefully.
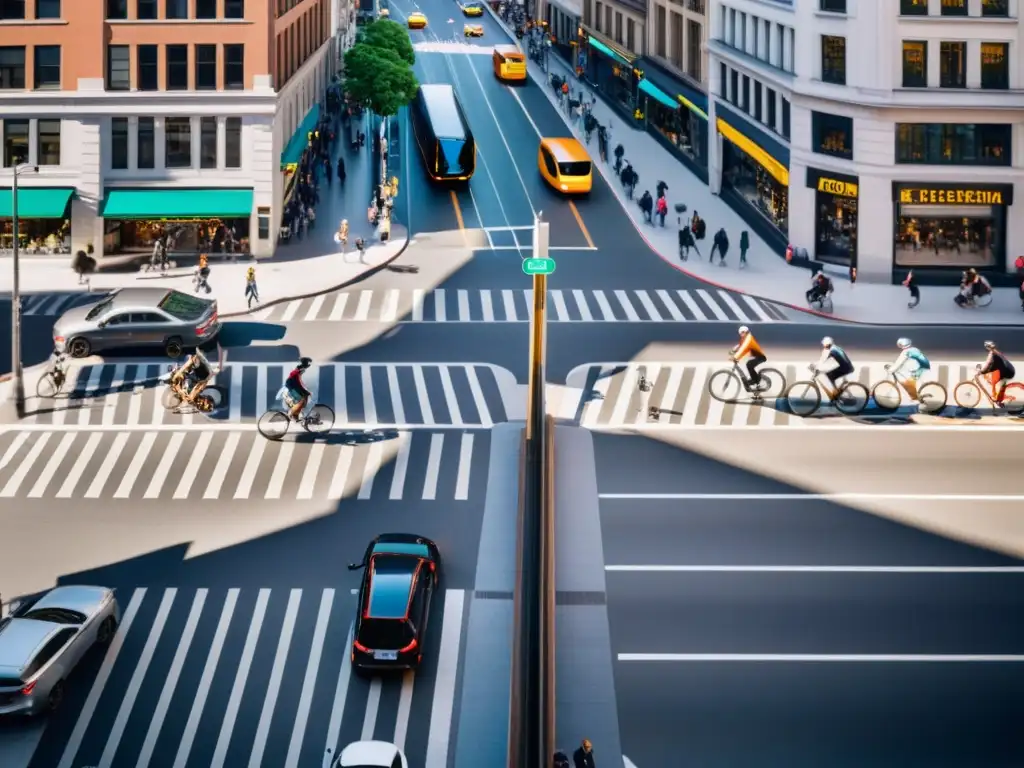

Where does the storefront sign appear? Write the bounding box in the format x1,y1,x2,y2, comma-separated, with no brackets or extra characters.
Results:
817,177,858,197
716,118,789,186
898,187,1004,205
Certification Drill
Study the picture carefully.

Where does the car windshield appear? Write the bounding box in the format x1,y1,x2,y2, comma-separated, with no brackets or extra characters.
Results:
558,161,591,177
358,618,414,649
438,139,467,175
159,290,210,320
84,297,115,321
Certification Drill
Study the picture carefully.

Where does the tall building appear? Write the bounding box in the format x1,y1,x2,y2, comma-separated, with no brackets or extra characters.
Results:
0,0,349,260
708,0,1023,282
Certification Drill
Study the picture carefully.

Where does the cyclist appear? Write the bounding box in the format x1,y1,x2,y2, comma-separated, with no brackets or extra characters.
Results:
806,271,833,306
285,356,313,421
173,347,213,403
813,336,854,400
977,340,1015,406
730,325,766,388
887,337,930,402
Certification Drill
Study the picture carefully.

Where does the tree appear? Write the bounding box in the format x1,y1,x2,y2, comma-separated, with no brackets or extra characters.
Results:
359,19,416,67
343,43,419,117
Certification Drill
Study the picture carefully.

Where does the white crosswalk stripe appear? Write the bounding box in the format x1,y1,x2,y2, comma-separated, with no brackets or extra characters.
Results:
34,586,466,768
260,287,787,323
562,361,983,429
2,290,101,317
0,428,486,500
16,361,513,427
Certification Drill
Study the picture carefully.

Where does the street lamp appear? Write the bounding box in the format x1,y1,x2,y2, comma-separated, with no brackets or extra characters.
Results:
7,162,38,418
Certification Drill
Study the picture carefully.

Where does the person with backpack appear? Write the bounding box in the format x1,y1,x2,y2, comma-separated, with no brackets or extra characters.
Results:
638,190,654,223
655,193,668,227
888,337,930,403
678,223,697,260
710,227,729,265
691,210,706,243
739,230,750,268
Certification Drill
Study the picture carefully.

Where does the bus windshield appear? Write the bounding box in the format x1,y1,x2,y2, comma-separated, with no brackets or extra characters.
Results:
439,138,468,175
558,161,591,177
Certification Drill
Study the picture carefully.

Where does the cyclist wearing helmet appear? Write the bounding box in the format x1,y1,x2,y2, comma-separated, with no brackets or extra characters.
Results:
807,271,833,305
889,338,930,401
978,341,1015,405
173,347,213,403
285,357,313,420
813,337,854,399
730,325,767,387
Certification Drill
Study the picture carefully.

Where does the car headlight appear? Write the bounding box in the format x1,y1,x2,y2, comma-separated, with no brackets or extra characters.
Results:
560,184,568,191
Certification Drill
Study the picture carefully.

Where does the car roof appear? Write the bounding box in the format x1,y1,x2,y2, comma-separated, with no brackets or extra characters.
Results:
105,287,172,311
339,740,400,766
542,137,590,164
494,44,522,56
29,585,110,619
0,618,62,672
372,541,430,558
367,556,418,619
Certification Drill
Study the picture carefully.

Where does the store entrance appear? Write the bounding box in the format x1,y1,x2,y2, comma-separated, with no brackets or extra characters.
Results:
815,191,858,266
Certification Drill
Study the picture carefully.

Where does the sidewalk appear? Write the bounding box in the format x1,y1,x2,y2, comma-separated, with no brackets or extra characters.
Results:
486,11,1024,326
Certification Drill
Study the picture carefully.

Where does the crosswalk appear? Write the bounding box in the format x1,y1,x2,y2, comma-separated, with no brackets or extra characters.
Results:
561,361,982,428
26,586,466,768
0,428,486,501
259,287,787,323
474,225,596,251
13,362,513,427
4,290,98,318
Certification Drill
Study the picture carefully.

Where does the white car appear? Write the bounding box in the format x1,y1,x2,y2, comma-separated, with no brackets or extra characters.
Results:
334,741,407,768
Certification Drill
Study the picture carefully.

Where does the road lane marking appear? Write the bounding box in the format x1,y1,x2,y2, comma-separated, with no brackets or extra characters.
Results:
362,678,382,741
173,431,212,499
424,589,465,768
249,589,302,768
265,441,295,499
358,440,385,499
28,432,76,497
144,432,185,499
606,565,1024,573
389,432,412,499
284,589,335,768
599,493,1024,501
450,191,466,245
439,366,464,425
568,200,596,249
573,289,594,321
423,433,444,500
619,653,1024,662
323,623,355,766
455,433,474,500
394,671,415,753
0,432,50,496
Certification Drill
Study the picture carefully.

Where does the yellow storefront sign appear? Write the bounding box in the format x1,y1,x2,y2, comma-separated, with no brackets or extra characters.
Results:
817,177,858,197
716,118,789,187
899,187,1004,205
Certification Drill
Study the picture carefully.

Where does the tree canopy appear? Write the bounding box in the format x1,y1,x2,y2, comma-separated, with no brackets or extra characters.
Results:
343,42,419,117
359,19,416,67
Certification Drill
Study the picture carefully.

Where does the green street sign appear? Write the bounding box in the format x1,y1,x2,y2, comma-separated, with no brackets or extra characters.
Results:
522,257,556,275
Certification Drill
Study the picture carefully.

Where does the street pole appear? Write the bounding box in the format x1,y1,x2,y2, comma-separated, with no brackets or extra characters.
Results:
525,218,550,442
9,167,23,417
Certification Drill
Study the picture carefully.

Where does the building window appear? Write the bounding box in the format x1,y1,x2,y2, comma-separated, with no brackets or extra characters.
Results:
781,98,790,140
137,117,155,169
138,45,158,90
595,1,602,32
200,116,217,168
820,0,846,11
165,117,192,168
36,0,60,18
224,44,244,89
258,206,271,239
0,0,25,19
895,123,1011,166
811,111,853,159
33,45,60,89
982,0,1009,16
900,0,928,13
981,43,1009,89
137,0,157,19
225,0,244,18
166,0,187,19
753,81,762,120
615,11,623,46
36,119,60,165
686,20,701,81
196,0,216,18
3,120,28,166
627,20,635,53
741,75,749,112
0,47,26,89
166,44,188,90
106,45,130,91
111,117,128,169
718,62,726,97
729,69,738,105
225,117,242,168
940,0,967,15
821,35,845,85
939,42,966,88
654,6,666,57
106,0,127,19
195,44,216,89
766,87,776,130
901,41,927,87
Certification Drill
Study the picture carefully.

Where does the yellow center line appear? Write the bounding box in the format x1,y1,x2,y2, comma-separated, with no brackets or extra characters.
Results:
450,190,468,246
568,200,596,249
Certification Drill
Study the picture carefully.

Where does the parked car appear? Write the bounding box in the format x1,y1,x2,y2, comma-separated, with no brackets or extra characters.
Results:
461,1,484,15
407,10,427,28
464,23,484,36
0,585,119,716
333,741,407,768
53,287,220,358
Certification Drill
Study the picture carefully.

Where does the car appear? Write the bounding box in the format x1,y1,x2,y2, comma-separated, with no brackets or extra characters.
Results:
464,23,484,36
0,585,119,716
348,533,439,671
378,7,390,16
461,1,484,15
407,11,427,28
52,287,220,359
333,740,408,768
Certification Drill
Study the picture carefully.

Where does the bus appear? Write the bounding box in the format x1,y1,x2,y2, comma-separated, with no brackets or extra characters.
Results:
410,84,476,181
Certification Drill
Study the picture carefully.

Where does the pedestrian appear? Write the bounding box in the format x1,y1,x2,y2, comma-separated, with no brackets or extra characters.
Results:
638,190,653,223
336,219,349,253
613,144,624,174
710,227,729,265
655,193,668,227
656,180,668,199
678,225,695,260
596,124,608,162
337,155,346,184
553,750,571,768
354,237,366,262
573,739,596,768
245,265,260,308
739,229,750,268
903,269,920,308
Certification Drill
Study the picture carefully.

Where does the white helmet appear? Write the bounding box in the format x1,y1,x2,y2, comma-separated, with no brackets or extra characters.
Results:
821,336,834,348
738,325,749,335
897,338,912,349
984,340,997,350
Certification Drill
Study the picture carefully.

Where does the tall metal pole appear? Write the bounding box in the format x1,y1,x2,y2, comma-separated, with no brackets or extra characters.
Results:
525,218,549,442
10,167,23,417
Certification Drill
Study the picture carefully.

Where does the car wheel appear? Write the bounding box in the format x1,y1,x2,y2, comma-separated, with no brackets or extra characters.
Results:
165,337,184,358
96,616,117,645
68,337,91,358
47,680,65,713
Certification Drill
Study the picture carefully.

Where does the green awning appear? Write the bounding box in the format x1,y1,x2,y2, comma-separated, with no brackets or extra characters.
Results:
639,78,678,110
281,104,322,170
101,188,254,219
0,187,74,218
588,36,631,66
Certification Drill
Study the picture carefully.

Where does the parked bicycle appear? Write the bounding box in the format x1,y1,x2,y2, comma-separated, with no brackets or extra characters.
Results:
953,369,1024,414
258,388,335,440
807,292,834,313
708,359,786,403
784,365,869,416
871,367,947,414
36,354,69,399
160,373,225,414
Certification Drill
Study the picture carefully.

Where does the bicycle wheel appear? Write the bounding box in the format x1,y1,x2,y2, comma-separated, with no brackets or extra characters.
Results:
835,381,869,415
202,386,226,410
258,410,291,440
36,372,59,399
976,292,994,307
161,386,183,411
953,381,981,409
754,367,786,399
303,404,335,434
871,380,902,412
707,369,744,402
785,381,822,417
917,382,948,414
1002,383,1024,414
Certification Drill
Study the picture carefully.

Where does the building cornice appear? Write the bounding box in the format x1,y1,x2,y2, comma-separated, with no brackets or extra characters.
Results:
790,80,1024,111
0,90,280,117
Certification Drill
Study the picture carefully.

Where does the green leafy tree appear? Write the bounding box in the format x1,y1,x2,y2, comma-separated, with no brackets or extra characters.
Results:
360,19,416,67
343,43,419,117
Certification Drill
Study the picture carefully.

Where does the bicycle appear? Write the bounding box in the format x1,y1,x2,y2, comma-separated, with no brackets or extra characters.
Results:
258,388,335,440
784,366,869,417
871,367,948,415
36,355,69,399
160,371,225,414
708,359,787,403
807,291,833,313
953,369,1024,414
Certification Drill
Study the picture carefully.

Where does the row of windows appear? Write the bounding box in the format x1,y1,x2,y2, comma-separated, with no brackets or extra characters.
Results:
901,40,1009,89
652,4,703,83
0,0,60,19
718,62,791,141
895,123,1011,166
2,119,61,167
586,1,640,55
107,44,245,92
110,116,243,170
106,0,244,20
275,1,330,90
0,46,59,90
900,0,1008,16
719,5,795,74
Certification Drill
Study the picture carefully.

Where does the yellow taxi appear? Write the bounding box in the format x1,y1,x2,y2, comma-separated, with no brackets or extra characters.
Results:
492,45,526,81
538,137,593,194
464,23,484,36
461,1,485,15
407,11,427,28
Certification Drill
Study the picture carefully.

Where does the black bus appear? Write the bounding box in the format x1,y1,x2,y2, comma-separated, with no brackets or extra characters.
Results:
410,84,476,181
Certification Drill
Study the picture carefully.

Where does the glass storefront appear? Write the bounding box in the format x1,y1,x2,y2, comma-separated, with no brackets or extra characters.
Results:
646,99,705,168
0,217,70,255
583,33,637,118
721,140,788,236
807,170,859,266
637,58,709,175
104,218,251,256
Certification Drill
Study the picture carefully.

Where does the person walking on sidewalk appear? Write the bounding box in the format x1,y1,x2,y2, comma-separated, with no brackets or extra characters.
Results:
903,269,920,308
638,190,654,224
613,144,624,174
656,180,668,199
710,227,730,265
679,224,697,260
324,156,333,186
621,162,637,199
596,124,608,162
656,193,668,227
336,219,349,253
245,265,260,309
739,229,750,268
573,739,596,768
337,155,346,185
